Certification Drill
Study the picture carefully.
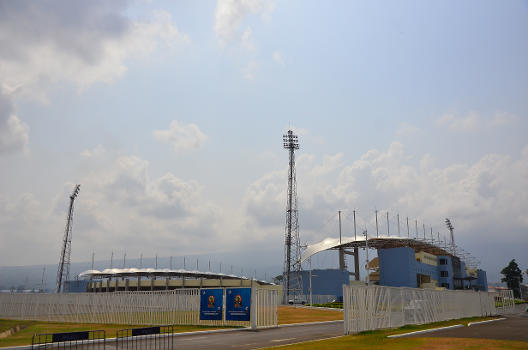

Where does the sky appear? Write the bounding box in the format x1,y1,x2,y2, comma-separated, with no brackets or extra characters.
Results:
0,0,527,284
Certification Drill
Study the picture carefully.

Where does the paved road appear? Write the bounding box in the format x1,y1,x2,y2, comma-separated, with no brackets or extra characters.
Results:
102,321,344,350
408,311,528,342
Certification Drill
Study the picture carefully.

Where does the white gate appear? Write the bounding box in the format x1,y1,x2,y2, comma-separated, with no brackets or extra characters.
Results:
343,285,508,334
0,288,278,329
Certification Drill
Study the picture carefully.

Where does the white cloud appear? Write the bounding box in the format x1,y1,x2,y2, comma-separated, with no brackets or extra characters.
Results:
396,122,420,137
242,61,258,80
81,145,106,158
214,0,274,46
436,112,480,132
153,120,207,153
0,90,29,155
240,27,255,51
272,51,284,65
244,142,528,255
0,4,189,100
489,112,520,127
0,2,189,156
436,112,520,132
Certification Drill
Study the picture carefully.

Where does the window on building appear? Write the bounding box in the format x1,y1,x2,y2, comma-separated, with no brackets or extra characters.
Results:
440,271,449,277
439,258,448,265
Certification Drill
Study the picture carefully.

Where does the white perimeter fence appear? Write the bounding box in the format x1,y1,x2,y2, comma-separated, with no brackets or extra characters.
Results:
343,285,515,334
0,288,278,329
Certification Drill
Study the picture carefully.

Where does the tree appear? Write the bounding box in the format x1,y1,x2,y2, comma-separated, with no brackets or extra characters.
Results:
501,259,523,298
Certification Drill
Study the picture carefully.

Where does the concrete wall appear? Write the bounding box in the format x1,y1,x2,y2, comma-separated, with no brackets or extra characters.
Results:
437,255,454,289
476,269,488,291
378,247,417,287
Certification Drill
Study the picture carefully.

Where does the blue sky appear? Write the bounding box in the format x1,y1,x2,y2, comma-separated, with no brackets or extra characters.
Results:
0,0,527,284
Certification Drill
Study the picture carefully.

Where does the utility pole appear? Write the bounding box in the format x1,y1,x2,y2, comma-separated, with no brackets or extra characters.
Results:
375,210,379,238
386,211,389,236
40,266,46,292
282,130,302,304
364,229,369,285
338,210,346,270
353,210,359,281
56,184,80,293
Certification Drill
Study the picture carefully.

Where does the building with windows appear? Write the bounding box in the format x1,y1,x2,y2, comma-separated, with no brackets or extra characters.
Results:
301,236,488,294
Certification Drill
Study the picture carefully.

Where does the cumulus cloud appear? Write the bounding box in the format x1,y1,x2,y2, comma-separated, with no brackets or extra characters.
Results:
240,27,255,51
0,90,29,154
214,0,274,46
436,112,480,132
153,121,207,153
272,51,284,65
0,1,189,99
0,1,189,156
436,112,520,132
244,142,528,255
242,61,258,80
396,122,420,138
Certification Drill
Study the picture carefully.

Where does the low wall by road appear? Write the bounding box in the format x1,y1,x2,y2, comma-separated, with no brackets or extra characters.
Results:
343,285,514,334
0,287,278,329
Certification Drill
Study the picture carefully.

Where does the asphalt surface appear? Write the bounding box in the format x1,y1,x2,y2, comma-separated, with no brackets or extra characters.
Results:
408,309,528,342
102,321,344,350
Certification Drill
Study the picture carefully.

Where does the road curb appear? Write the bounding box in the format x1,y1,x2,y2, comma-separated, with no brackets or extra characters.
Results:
278,320,343,328
387,324,464,338
467,318,506,326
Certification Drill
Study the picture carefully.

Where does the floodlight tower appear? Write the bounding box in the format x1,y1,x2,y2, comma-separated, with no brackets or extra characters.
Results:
56,184,80,293
282,130,302,303
445,218,455,256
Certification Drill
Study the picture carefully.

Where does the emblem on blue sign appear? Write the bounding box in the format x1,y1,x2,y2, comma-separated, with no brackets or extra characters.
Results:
200,289,223,320
226,288,251,321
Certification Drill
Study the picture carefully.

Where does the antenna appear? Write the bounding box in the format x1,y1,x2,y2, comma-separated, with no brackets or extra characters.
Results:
445,218,455,255
56,184,80,293
282,129,302,303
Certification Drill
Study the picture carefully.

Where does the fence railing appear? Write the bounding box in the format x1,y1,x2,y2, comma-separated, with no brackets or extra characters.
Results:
343,285,510,334
0,288,278,329
31,330,105,349
116,325,175,350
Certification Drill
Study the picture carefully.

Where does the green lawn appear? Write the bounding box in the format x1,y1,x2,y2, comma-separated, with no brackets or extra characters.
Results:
0,320,231,348
259,316,528,350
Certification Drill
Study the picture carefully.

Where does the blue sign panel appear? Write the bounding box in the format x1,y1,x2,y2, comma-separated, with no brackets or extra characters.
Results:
200,289,223,320
226,288,251,321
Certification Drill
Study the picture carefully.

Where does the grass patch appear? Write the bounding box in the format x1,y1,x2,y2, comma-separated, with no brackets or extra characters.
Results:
308,302,343,309
278,305,343,324
0,319,231,348
259,316,528,350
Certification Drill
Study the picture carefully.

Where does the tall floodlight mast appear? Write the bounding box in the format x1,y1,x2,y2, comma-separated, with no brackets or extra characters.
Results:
445,218,455,256
282,130,302,303
56,184,80,293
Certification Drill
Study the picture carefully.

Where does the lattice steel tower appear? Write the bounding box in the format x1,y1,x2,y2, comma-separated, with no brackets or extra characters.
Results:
282,130,302,303
56,184,80,293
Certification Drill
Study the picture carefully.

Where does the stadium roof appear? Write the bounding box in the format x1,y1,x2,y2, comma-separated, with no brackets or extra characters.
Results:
78,268,275,285
301,235,454,263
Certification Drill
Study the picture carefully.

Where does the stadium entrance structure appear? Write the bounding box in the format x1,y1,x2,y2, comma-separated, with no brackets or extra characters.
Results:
301,235,487,292
76,268,279,294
